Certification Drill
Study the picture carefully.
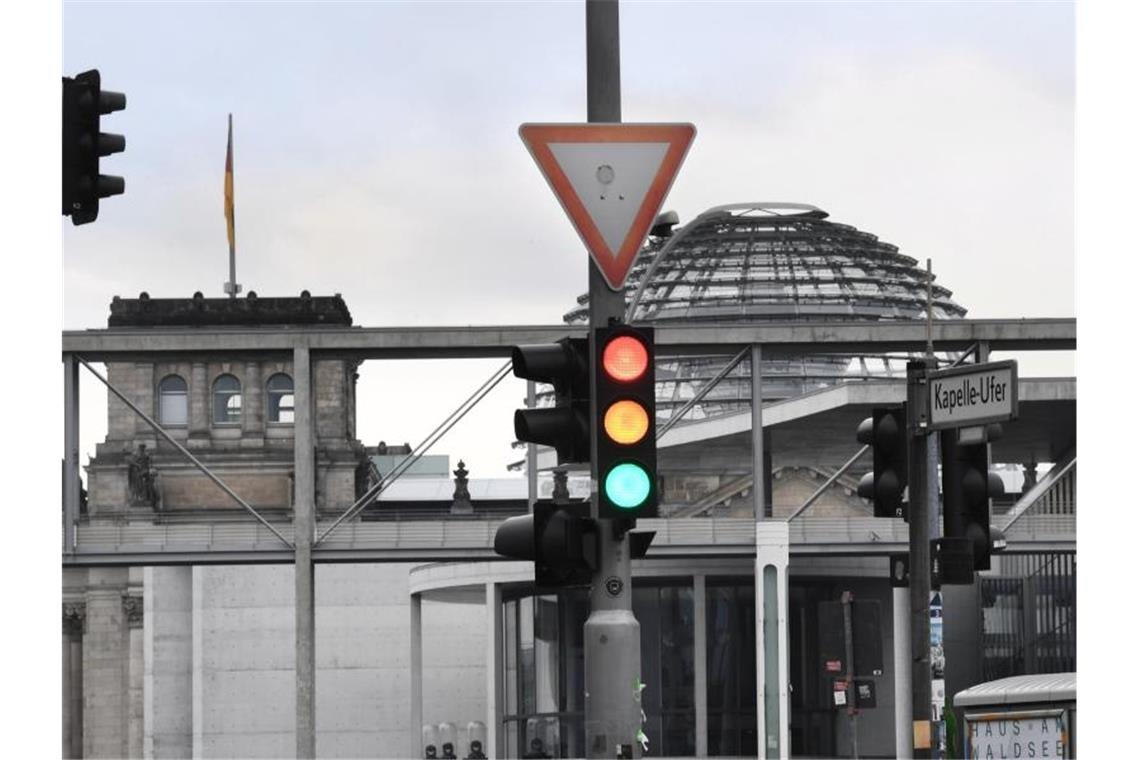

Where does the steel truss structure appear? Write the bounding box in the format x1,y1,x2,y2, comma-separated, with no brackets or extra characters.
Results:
62,317,1073,568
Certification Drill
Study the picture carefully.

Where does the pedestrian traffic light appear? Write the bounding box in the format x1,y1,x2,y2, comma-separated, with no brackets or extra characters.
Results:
62,69,126,225
594,326,657,519
856,407,908,519
512,337,590,464
941,426,1005,571
493,501,597,589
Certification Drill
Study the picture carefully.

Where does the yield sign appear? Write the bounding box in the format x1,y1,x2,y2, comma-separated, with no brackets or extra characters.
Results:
519,123,696,290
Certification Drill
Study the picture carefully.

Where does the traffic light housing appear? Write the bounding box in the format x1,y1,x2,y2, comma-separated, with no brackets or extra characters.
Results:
62,69,126,225
512,338,590,464
594,326,657,519
493,501,596,589
941,427,1005,572
856,407,909,519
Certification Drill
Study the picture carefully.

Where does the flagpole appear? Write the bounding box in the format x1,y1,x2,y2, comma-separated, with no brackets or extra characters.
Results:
224,113,241,298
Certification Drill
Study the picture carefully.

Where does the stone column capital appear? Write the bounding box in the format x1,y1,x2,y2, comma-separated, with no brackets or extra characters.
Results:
122,594,144,629
63,602,86,636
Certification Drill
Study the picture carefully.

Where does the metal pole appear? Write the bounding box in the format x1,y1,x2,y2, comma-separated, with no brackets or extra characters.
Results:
907,359,933,758
64,355,80,552
842,591,858,759
751,345,766,519
925,259,934,359
227,113,239,299
293,344,316,759
583,2,641,758
527,380,538,510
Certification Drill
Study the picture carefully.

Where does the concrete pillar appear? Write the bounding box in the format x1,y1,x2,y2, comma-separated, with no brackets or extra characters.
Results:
411,593,423,759
752,344,790,758
894,586,913,759
485,583,503,759
63,602,85,759
144,566,193,759
125,594,144,758
294,343,317,758
756,522,790,760
83,568,130,759
693,575,708,758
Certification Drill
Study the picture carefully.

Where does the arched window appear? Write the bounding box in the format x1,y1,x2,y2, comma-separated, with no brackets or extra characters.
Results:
212,374,242,424
158,375,188,426
267,373,294,423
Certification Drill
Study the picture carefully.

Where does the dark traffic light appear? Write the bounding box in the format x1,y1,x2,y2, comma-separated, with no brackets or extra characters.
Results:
594,326,657,519
493,501,596,589
512,338,590,464
941,426,1005,572
856,407,908,519
63,69,126,225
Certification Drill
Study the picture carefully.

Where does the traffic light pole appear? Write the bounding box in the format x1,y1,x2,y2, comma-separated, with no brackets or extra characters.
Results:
583,2,643,758
906,359,934,758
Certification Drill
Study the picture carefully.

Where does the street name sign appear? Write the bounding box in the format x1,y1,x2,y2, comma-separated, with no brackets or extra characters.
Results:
927,360,1018,431
519,123,696,290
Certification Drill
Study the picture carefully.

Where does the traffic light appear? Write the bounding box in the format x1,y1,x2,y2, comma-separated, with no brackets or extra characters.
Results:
941,426,1005,571
856,407,908,519
63,69,126,225
594,325,657,519
493,501,597,589
512,338,590,464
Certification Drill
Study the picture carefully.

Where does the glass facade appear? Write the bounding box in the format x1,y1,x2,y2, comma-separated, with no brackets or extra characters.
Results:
706,580,757,756
502,580,751,758
562,204,968,418
635,584,696,757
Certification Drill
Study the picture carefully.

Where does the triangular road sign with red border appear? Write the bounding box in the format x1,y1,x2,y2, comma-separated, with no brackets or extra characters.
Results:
519,123,696,290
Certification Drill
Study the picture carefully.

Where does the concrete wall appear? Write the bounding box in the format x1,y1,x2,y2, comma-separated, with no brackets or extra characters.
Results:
134,563,485,759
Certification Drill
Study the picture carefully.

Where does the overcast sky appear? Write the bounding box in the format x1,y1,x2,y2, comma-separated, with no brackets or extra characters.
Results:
61,0,1075,478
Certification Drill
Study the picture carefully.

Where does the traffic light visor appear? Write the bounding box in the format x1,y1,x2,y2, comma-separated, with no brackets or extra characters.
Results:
603,463,652,509
603,400,649,445
602,335,649,382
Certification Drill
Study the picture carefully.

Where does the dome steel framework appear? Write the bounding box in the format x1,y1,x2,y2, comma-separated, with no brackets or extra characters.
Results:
562,203,966,421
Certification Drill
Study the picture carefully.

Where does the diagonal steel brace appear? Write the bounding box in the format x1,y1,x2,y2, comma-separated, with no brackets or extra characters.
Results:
76,356,294,549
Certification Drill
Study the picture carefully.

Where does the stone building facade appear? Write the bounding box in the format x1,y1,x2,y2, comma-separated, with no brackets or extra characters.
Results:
86,293,366,522
63,293,383,758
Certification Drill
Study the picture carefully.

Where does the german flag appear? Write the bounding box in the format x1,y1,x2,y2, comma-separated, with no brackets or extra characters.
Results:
224,114,235,251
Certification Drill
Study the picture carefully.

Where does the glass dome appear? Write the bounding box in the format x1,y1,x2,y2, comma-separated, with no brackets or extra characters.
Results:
562,203,966,420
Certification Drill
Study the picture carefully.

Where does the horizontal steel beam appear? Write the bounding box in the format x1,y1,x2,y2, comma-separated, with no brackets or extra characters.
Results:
60,539,1075,567
62,513,1073,566
62,318,1075,361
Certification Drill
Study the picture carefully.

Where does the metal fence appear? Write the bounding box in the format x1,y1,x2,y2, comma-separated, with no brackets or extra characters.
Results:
979,551,1076,681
